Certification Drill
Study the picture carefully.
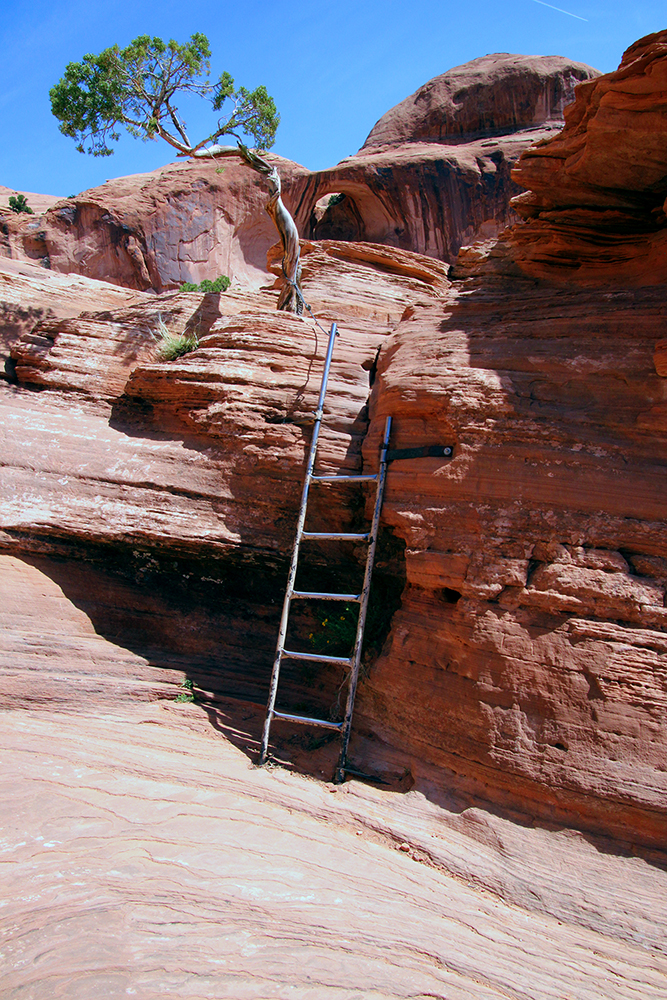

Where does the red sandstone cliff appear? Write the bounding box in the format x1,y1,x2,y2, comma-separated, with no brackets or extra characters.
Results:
0,54,598,292
508,30,667,283
1,35,667,996
351,33,667,847
1,38,666,854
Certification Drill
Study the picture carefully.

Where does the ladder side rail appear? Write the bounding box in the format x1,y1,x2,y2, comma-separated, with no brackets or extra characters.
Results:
259,322,339,765
334,414,392,783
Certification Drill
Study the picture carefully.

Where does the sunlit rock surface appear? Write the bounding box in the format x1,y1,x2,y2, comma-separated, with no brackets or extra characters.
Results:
1,31,666,998
1,554,666,1000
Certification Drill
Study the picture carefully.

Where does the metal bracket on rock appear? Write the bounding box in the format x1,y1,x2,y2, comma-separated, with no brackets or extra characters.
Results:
386,444,454,461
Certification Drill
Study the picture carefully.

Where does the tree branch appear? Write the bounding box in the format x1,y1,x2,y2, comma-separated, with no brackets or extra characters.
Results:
165,100,191,147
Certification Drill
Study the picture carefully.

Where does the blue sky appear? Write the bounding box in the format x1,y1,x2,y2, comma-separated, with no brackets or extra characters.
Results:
1,0,664,197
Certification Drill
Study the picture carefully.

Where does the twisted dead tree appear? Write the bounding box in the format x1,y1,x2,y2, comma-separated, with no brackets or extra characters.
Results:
194,142,303,314
50,33,304,312
239,144,303,314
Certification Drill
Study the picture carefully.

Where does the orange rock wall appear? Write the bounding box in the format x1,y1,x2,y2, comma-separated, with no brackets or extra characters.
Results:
509,30,667,283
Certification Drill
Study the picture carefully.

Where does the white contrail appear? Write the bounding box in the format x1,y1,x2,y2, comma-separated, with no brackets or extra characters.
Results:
530,0,589,20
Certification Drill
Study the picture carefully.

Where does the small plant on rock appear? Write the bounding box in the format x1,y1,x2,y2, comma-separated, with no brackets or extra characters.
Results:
310,604,359,655
174,678,196,703
152,316,199,361
8,194,34,214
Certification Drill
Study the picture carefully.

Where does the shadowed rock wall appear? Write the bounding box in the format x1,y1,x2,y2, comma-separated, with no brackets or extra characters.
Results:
359,279,667,847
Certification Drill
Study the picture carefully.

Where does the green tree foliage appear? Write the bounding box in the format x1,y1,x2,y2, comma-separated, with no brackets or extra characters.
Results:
50,33,279,157
179,275,231,293
8,194,34,214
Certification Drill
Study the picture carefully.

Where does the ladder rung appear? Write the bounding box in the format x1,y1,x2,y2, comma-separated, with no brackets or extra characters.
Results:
272,710,343,730
301,531,369,541
282,649,352,666
292,590,361,602
311,474,378,482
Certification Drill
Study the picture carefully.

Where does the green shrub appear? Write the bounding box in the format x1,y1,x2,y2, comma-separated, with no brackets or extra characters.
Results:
179,274,230,294
310,603,358,655
200,275,231,292
8,194,34,214
309,582,399,661
175,678,196,703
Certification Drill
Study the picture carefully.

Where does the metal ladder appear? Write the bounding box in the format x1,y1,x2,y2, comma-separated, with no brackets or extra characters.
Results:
259,321,392,783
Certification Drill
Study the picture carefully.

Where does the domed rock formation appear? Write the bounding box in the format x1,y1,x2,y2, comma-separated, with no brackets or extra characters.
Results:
0,54,600,290
362,52,597,148
43,154,311,293
293,53,599,261
0,184,61,215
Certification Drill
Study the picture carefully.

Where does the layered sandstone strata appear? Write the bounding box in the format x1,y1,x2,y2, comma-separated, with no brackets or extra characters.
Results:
3,236,666,848
509,30,667,283
0,256,146,375
1,241,446,707
359,277,666,846
3,560,666,999
2,35,666,853
345,32,667,848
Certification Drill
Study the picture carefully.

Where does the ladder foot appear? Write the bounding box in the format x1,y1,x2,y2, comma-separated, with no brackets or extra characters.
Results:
333,765,347,785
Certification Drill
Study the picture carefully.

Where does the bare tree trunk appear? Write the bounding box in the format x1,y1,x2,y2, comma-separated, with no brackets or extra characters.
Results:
237,144,303,315
193,143,304,315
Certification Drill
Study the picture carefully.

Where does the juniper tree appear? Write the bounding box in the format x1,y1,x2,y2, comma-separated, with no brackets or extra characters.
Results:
50,34,304,312
8,194,34,214
50,33,279,156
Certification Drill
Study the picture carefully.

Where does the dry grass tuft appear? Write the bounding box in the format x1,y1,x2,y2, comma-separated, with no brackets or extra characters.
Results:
152,317,199,361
